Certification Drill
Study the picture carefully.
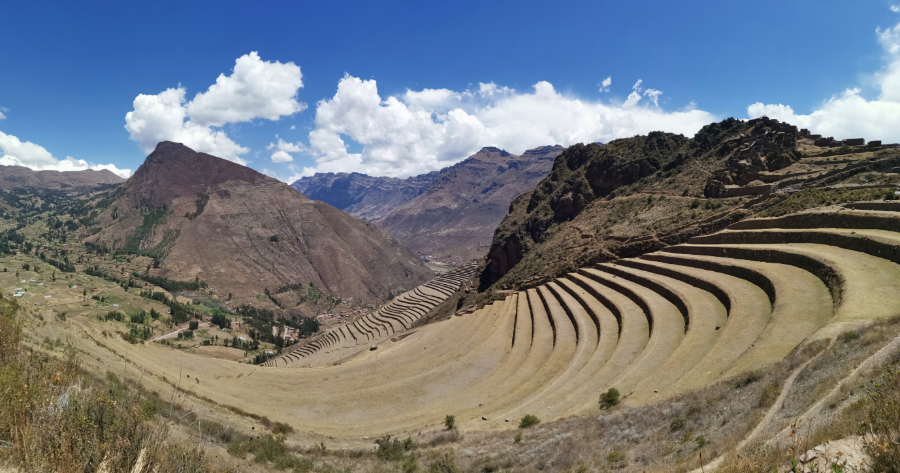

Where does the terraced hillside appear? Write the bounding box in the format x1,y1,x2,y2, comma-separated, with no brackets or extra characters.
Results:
478,116,900,293
265,263,478,367
69,206,900,440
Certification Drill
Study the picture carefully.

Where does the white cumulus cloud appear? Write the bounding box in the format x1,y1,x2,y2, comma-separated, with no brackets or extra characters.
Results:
266,136,305,163
892,5,899,12
0,131,132,178
186,52,305,127
0,107,7,120
747,15,900,143
302,74,716,177
599,76,612,92
644,88,663,106
125,52,305,164
125,87,250,164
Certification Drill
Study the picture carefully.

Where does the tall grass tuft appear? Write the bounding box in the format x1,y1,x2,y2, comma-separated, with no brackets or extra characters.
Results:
0,295,207,472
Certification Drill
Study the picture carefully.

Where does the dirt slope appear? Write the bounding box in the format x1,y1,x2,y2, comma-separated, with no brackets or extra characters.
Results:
85,141,433,305
0,165,123,190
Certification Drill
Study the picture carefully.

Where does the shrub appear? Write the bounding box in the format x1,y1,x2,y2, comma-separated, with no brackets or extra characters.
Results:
518,414,540,428
734,370,762,389
444,414,456,430
670,417,685,431
695,435,707,448
599,388,621,409
188,320,199,330
758,382,780,408
375,435,415,461
427,429,462,447
840,330,860,343
272,422,293,434
513,432,522,444
402,456,419,473
606,449,623,463
864,365,900,471
427,452,459,473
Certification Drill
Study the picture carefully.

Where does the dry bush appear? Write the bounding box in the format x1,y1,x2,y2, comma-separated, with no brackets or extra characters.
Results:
0,296,209,472
426,428,463,448
773,317,900,435
863,365,900,471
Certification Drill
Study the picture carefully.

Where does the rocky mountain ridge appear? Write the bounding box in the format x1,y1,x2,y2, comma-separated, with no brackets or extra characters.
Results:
0,165,123,190
376,145,563,262
292,145,563,263
291,171,440,221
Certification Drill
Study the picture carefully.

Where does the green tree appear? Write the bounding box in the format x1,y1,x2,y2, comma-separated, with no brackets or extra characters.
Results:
519,414,540,428
444,415,456,430
599,388,620,409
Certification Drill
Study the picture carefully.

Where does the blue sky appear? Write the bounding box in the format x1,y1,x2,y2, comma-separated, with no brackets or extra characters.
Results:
1,0,899,180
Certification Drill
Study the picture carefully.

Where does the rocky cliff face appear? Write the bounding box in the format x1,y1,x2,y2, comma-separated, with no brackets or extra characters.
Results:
291,171,439,221
0,166,123,190
479,119,753,289
87,142,433,306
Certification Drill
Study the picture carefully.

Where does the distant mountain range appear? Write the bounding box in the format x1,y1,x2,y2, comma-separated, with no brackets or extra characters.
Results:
86,142,433,307
292,171,440,221
292,145,564,263
0,165,123,190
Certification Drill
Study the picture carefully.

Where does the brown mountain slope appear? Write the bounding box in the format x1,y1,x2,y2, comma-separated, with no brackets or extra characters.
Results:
376,145,563,263
477,116,900,293
291,171,439,221
0,165,123,190
85,141,433,306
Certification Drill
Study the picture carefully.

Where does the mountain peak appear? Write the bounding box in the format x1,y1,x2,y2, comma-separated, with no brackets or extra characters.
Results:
479,146,511,157
88,143,433,307
130,141,277,209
